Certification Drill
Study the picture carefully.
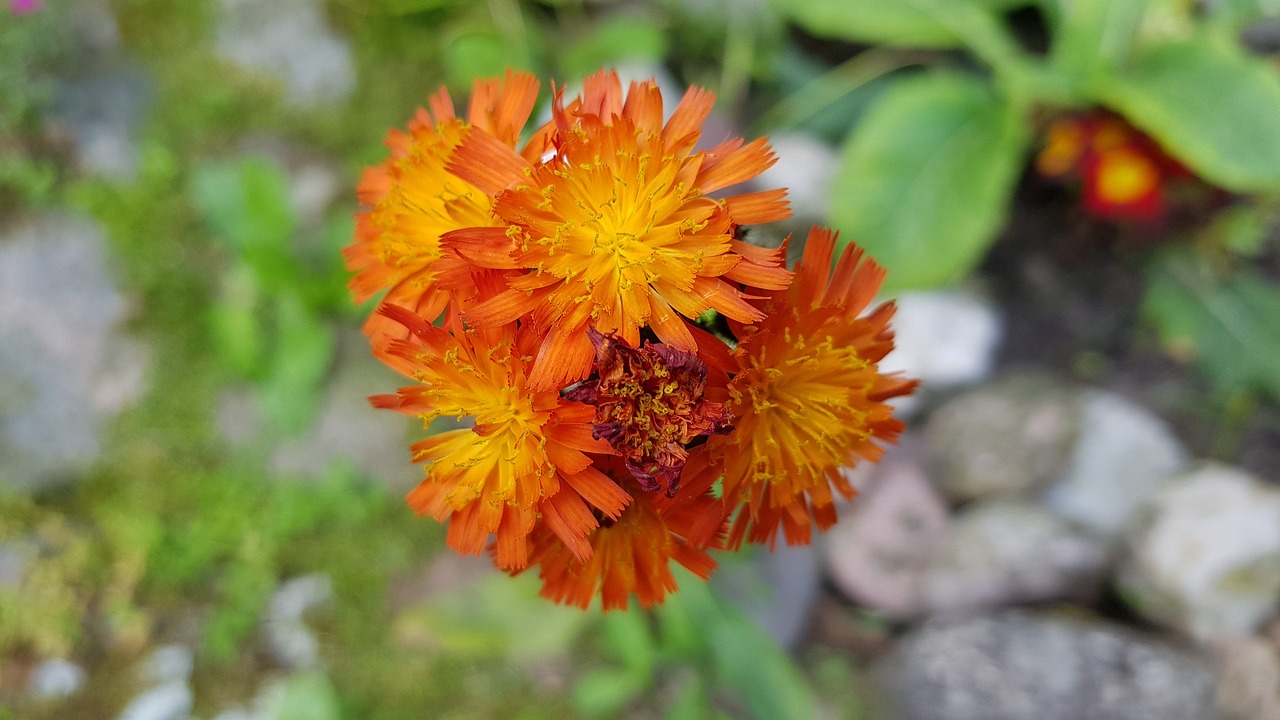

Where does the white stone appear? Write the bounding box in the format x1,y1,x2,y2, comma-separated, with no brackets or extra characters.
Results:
116,681,193,720
1043,390,1189,539
924,501,1107,615
878,289,1003,416
1118,463,1280,642
29,658,87,699
216,0,355,108
264,574,333,670
0,215,147,491
754,133,837,221
143,644,194,685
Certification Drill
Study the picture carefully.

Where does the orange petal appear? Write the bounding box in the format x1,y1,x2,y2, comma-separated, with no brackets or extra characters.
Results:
446,128,532,196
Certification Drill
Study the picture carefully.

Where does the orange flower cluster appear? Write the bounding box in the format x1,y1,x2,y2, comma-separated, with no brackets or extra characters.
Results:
348,70,916,610
1036,112,1192,222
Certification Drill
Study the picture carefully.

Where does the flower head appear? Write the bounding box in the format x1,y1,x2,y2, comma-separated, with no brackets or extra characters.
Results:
711,227,916,548
444,70,793,390
566,328,732,496
1036,112,1191,223
370,305,630,569
345,70,551,344
513,453,724,610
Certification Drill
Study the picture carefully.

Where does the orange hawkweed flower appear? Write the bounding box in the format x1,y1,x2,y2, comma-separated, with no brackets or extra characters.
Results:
565,328,732,497
514,453,725,610
712,227,917,548
444,70,793,390
369,305,630,570
344,70,552,344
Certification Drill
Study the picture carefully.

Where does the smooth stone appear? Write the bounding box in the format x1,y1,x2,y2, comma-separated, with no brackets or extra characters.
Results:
879,289,1004,412
924,374,1082,503
216,0,356,108
116,681,193,720
264,573,333,670
28,658,87,699
924,501,1107,615
1214,635,1280,720
0,214,146,492
52,65,150,180
881,611,1215,720
823,444,950,620
1117,463,1280,642
1043,390,1188,540
752,132,837,221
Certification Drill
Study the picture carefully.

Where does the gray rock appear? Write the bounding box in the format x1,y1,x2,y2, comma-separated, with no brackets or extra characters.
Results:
882,611,1215,720
752,132,836,221
1117,463,1280,642
879,289,1004,416
264,573,333,670
142,644,194,685
216,0,355,108
714,541,820,649
1214,636,1280,720
924,375,1082,503
28,658,86,699
116,681,193,720
823,445,950,619
0,214,146,492
1043,390,1189,540
0,543,26,589
923,501,1107,615
52,65,150,180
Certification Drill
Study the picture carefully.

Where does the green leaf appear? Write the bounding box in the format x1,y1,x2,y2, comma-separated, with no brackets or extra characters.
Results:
259,292,335,435
573,668,649,718
602,609,658,676
266,671,343,720
561,16,668,81
829,72,1027,290
770,0,961,48
1142,250,1280,400
662,575,816,720
191,156,296,288
210,262,266,379
1099,39,1280,191
1050,0,1148,96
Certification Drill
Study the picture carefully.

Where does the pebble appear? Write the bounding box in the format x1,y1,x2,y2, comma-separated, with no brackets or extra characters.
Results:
0,214,145,492
923,501,1107,615
823,445,950,619
1042,390,1188,540
924,374,1082,502
881,611,1215,720
1117,463,1280,641
216,0,356,107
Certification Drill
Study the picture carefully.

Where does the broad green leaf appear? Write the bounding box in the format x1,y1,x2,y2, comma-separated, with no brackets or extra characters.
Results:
1143,250,1280,400
191,156,296,288
561,16,667,81
573,669,649,718
1050,0,1148,96
1099,40,1280,191
260,292,335,435
770,0,961,48
663,574,816,720
266,671,343,720
602,609,658,676
829,72,1027,290
209,262,266,379
443,31,531,88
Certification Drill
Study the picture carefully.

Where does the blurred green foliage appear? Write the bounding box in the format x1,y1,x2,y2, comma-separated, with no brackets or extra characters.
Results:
768,0,1280,407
